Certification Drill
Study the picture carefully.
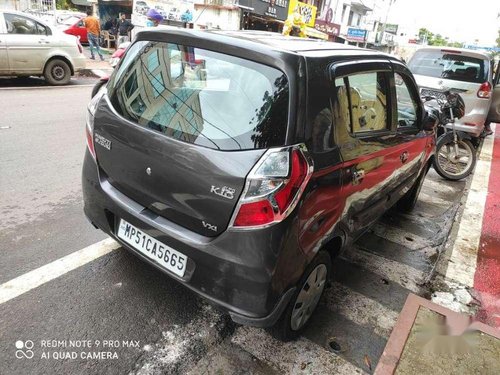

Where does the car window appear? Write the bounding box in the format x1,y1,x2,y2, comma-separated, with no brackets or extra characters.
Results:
4,13,39,35
36,22,48,35
334,72,389,134
107,41,289,151
408,50,488,84
395,73,418,128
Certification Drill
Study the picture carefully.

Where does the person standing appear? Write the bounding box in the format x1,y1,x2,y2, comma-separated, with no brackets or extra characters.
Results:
146,8,163,27
117,14,134,45
83,10,104,61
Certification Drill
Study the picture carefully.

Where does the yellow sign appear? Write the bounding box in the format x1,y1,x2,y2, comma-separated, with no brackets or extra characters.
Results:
288,0,317,28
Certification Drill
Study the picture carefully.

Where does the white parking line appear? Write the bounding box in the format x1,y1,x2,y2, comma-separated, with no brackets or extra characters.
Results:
0,238,120,305
342,246,425,293
232,326,365,374
0,84,95,90
324,282,399,338
370,222,431,251
418,190,453,207
445,124,496,287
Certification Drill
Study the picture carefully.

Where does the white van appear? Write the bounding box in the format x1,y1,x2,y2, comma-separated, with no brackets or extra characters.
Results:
408,47,500,137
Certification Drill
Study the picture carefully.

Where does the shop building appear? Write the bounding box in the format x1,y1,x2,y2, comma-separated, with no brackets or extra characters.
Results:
239,0,289,32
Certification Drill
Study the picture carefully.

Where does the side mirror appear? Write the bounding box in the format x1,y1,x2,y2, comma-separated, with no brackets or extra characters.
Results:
422,107,439,132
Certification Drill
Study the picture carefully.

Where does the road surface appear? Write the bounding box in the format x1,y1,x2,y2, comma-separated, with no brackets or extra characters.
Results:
0,83,466,374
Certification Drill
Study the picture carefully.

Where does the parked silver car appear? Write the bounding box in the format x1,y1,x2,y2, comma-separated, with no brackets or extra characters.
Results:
0,10,86,85
408,47,500,136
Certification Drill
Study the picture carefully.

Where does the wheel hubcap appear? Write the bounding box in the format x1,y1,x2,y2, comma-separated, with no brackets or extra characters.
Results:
290,264,327,331
52,65,65,80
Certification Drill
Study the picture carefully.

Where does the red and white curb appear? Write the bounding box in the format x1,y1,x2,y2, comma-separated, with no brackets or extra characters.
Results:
433,124,500,328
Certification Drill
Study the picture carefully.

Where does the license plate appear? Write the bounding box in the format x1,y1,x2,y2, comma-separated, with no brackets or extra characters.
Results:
420,88,446,100
117,219,187,277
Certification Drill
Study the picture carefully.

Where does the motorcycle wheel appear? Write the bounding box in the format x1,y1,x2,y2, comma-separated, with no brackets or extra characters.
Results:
433,135,476,181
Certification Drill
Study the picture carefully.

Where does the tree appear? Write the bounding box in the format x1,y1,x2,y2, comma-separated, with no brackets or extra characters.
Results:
418,27,464,47
418,28,433,44
430,34,447,46
56,0,72,10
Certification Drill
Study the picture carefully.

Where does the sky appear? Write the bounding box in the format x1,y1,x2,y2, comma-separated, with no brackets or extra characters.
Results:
387,0,499,46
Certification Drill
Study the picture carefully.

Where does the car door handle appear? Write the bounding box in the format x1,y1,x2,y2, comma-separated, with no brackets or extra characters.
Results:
38,40,50,44
400,151,409,164
352,169,365,185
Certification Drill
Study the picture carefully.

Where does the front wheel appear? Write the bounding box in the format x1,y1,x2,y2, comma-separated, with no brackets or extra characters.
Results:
270,251,331,341
433,135,476,181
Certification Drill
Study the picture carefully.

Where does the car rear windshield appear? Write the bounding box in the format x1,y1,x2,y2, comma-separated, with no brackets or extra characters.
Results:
408,50,488,84
107,40,289,151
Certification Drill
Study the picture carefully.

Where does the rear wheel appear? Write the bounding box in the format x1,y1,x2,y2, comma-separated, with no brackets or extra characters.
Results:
396,166,428,212
44,59,71,86
270,251,331,341
433,135,476,180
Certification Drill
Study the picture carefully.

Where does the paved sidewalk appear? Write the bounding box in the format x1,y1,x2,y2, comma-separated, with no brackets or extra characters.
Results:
79,46,114,78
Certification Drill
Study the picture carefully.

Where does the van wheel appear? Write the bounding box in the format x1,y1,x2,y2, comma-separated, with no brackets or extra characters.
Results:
270,251,331,341
396,166,428,212
44,59,71,85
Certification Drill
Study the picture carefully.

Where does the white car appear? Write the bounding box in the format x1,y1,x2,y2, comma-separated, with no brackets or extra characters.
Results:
408,47,500,136
0,10,86,85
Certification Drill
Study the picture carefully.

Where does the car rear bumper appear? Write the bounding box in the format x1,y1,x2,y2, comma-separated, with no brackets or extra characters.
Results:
81,150,304,327
448,121,484,137
72,55,86,72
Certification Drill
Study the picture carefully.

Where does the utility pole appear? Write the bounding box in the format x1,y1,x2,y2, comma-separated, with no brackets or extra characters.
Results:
379,0,396,51
52,0,57,26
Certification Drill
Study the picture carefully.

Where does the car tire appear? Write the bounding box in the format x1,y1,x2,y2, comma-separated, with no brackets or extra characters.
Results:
44,59,71,86
396,165,428,212
270,250,331,341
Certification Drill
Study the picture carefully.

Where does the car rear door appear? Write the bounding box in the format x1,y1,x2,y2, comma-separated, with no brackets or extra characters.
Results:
94,40,290,237
0,13,9,74
488,61,500,123
330,60,426,237
3,13,51,74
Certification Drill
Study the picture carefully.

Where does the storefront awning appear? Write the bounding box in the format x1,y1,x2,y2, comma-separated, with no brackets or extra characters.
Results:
305,27,328,40
71,0,94,5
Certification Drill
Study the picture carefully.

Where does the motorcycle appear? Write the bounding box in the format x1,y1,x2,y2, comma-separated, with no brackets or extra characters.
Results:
109,41,131,68
422,90,476,181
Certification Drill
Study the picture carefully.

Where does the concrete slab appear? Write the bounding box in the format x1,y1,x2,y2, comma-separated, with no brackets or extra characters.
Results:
375,294,500,375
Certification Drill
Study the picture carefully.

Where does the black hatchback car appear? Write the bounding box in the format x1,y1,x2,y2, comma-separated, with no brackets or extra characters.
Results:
82,30,436,340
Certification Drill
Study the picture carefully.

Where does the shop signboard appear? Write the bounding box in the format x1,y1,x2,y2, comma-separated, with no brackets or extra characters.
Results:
239,0,289,21
347,27,366,42
314,0,339,36
378,23,398,35
314,20,339,36
288,0,317,28
132,0,194,27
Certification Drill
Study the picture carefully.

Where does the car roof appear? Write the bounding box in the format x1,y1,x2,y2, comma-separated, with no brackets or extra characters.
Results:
137,28,394,59
413,46,491,60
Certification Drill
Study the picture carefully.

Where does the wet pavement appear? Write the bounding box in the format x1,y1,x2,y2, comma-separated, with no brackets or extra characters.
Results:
0,84,475,374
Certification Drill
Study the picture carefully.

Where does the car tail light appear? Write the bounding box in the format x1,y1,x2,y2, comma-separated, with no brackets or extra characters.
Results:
440,49,461,54
231,145,313,228
477,82,491,98
85,88,106,160
85,122,95,159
